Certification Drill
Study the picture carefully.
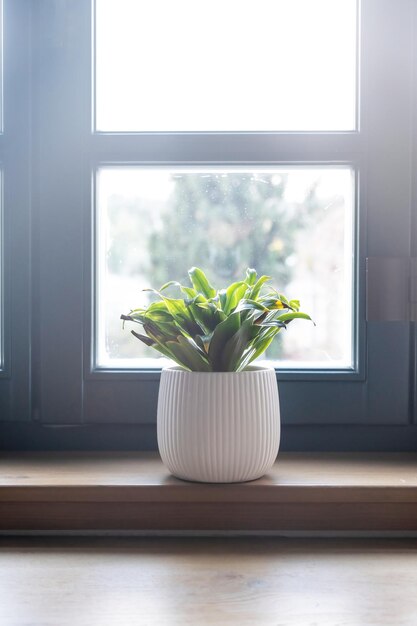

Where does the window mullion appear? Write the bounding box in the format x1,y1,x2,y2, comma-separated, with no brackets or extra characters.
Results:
90,132,364,165
0,0,31,421
32,0,91,425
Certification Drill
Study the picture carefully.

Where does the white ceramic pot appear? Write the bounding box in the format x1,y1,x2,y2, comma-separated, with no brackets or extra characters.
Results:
157,365,280,483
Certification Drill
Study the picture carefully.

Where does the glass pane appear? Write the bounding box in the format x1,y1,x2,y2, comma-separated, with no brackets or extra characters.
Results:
96,167,354,369
95,0,357,132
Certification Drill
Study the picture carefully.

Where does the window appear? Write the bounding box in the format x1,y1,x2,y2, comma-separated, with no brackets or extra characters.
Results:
1,0,416,449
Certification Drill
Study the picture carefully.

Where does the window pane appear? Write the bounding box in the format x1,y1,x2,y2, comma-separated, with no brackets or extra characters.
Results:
95,0,357,132
96,167,354,369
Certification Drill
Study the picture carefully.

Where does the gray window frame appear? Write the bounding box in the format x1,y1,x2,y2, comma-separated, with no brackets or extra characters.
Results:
0,0,31,424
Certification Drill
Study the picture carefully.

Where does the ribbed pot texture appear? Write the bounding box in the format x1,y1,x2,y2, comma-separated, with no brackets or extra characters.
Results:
157,366,280,483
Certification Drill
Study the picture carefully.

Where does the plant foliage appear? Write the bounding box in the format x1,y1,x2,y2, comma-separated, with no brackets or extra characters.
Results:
121,267,313,372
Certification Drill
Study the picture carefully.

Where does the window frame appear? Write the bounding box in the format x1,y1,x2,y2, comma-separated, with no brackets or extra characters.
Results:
1,0,416,443
0,0,31,423
90,159,363,382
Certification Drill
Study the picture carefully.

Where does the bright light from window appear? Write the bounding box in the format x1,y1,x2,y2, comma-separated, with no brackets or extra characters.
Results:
96,167,354,369
95,0,357,132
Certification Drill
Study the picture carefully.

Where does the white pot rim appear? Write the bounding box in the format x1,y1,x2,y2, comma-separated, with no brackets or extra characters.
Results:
162,364,276,375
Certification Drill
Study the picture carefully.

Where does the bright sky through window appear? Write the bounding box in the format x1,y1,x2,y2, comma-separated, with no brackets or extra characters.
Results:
95,0,357,132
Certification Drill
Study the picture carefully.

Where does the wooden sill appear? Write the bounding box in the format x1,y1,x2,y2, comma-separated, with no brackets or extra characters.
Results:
1,452,417,531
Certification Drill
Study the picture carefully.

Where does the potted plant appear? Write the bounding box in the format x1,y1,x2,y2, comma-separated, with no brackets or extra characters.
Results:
121,267,312,483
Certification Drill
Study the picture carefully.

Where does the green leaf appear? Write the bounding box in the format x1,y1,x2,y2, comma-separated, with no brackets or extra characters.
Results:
276,293,290,307
260,296,288,310
157,296,204,337
188,267,216,299
180,286,198,299
245,268,257,286
161,297,188,318
130,330,155,347
142,287,163,296
235,299,268,313
144,301,170,313
221,318,259,371
276,311,314,324
193,334,206,353
142,328,183,361
166,336,211,372
143,310,173,323
218,289,228,311
242,332,277,369
256,320,287,328
143,318,179,343
208,311,242,371
142,302,174,323
177,335,211,370
147,342,178,361
159,280,182,291
186,294,226,333
247,275,271,300
222,281,248,315
157,280,198,301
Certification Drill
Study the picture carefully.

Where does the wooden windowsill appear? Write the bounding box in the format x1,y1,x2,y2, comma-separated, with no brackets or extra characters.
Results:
1,452,417,531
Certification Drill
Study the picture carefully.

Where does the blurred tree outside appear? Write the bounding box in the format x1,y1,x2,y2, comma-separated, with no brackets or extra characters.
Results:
146,172,320,359
148,172,319,287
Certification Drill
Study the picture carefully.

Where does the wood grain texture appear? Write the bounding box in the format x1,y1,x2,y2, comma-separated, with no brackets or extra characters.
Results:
0,452,417,530
1,537,417,625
